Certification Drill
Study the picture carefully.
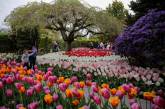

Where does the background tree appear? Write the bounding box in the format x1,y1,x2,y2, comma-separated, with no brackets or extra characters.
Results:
106,0,128,22
5,2,48,51
46,0,97,51
128,0,165,24
94,11,124,42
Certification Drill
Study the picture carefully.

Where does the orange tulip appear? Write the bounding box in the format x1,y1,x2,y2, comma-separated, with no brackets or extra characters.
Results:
47,82,53,87
19,107,26,109
77,89,84,99
64,78,71,86
129,88,137,98
102,83,109,89
143,92,155,101
109,96,120,108
65,89,73,98
72,99,79,106
79,81,85,88
36,74,43,81
118,86,125,94
57,77,64,83
110,88,117,95
27,69,32,75
86,81,92,86
44,94,53,105
19,86,25,93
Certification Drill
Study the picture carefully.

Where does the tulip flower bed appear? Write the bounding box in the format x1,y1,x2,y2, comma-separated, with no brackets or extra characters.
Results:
64,48,112,57
0,61,165,109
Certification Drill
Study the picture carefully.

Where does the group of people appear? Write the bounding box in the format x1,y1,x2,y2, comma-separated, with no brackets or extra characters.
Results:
98,42,112,50
89,42,113,50
21,46,37,69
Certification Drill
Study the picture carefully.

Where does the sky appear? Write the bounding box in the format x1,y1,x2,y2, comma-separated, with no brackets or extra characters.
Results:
0,0,132,29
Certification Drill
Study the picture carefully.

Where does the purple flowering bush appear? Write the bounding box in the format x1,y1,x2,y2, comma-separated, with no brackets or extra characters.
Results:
113,10,165,68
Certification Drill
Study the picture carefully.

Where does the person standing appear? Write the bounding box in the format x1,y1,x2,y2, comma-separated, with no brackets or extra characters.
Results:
21,50,29,69
52,41,59,52
29,46,37,69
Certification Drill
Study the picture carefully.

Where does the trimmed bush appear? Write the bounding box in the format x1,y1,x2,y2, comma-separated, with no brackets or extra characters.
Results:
113,10,165,68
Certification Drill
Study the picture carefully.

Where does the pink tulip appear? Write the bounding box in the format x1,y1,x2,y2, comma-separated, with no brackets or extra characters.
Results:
0,81,3,89
73,82,80,89
129,99,136,105
153,96,165,107
92,85,99,93
0,106,8,109
93,96,101,105
43,86,50,94
48,76,57,83
89,93,94,99
56,105,63,109
101,88,110,99
15,83,23,89
156,90,164,97
26,88,34,96
53,93,59,102
86,73,92,80
72,88,80,97
81,105,90,109
152,104,161,109
6,89,13,97
47,67,53,72
71,76,78,83
122,84,130,92
16,104,24,109
6,76,14,84
34,83,42,93
59,83,67,92
116,90,124,99
131,103,141,109
28,101,39,109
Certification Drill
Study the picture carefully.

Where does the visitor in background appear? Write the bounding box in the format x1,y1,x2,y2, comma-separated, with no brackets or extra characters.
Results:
29,46,37,69
99,42,105,49
53,41,59,52
89,42,94,49
21,50,29,69
106,43,111,50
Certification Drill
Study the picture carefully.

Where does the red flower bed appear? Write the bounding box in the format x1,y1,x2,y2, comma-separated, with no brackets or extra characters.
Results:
65,47,112,57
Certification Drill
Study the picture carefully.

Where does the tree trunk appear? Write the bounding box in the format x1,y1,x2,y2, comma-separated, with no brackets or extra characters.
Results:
66,41,72,51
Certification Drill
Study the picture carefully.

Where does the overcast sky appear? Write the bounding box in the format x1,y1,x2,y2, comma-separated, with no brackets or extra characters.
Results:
0,0,132,28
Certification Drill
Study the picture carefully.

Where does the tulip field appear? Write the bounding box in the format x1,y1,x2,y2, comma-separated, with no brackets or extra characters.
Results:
0,49,165,109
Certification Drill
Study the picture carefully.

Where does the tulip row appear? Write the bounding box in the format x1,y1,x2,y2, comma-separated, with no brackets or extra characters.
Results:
64,48,112,57
0,61,165,109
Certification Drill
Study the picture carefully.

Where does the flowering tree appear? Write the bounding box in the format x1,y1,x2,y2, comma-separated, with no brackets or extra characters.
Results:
113,10,165,68
46,0,97,51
